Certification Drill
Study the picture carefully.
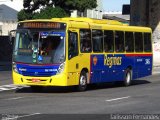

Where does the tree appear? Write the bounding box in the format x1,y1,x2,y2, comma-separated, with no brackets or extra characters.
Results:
33,7,69,19
75,0,98,13
18,0,97,21
17,9,32,21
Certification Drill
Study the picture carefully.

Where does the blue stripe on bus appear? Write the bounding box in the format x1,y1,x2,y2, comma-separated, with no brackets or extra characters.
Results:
16,63,60,77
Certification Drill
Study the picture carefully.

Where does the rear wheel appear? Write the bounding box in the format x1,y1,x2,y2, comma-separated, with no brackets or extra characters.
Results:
124,69,132,86
77,71,87,92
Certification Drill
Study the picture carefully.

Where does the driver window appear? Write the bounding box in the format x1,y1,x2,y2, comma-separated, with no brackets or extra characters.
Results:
68,32,78,59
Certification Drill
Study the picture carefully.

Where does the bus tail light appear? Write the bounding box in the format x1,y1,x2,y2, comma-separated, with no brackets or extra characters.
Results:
56,62,65,75
12,62,18,73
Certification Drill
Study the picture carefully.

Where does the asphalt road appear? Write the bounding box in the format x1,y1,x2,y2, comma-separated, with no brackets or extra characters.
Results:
0,68,160,120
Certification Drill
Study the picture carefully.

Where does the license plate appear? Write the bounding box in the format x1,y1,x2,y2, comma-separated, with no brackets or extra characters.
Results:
32,78,41,82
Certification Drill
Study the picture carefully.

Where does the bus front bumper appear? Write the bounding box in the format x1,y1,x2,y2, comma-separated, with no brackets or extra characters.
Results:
12,71,68,87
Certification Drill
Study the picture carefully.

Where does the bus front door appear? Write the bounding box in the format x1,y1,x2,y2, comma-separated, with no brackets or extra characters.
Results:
67,30,80,86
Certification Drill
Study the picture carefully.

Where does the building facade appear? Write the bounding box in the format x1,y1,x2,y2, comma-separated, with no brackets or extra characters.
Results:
130,0,160,43
103,11,130,24
0,4,18,36
71,0,103,19
130,0,160,66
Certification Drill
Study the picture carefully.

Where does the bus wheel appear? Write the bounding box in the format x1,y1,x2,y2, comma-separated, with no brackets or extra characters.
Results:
124,69,132,86
77,71,87,92
30,86,43,92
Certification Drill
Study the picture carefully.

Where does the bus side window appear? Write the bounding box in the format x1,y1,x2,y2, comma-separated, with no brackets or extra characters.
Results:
68,32,78,59
115,31,125,52
135,32,143,52
125,32,134,52
92,30,103,52
80,29,92,53
104,30,114,52
144,33,152,52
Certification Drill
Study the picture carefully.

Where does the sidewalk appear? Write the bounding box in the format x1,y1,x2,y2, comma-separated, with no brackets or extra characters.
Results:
0,71,12,86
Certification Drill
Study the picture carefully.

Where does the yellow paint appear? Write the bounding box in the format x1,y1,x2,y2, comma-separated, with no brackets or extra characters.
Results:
13,17,152,87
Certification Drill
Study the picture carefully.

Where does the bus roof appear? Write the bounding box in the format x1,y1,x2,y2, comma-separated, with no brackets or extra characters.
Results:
19,17,152,33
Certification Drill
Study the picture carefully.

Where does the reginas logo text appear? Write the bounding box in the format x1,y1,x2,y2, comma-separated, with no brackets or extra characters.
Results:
104,55,122,68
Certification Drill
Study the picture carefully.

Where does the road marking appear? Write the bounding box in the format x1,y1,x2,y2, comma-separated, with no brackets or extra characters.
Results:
0,87,10,91
0,84,29,92
5,97,25,100
106,96,131,102
3,113,41,120
18,113,41,119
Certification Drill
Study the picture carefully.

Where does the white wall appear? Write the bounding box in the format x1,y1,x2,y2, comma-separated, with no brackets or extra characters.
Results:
153,43,160,66
71,0,103,19
1,21,17,35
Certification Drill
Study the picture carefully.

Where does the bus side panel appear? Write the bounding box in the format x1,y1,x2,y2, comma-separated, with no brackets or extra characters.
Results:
90,55,103,83
114,54,135,81
90,54,116,83
67,56,80,86
67,53,91,86
134,55,152,78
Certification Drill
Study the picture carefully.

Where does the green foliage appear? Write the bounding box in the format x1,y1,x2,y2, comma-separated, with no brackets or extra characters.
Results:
18,0,97,21
17,10,32,21
33,7,69,19
74,0,97,12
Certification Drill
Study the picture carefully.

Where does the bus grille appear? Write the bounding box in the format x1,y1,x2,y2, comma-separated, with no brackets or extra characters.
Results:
21,71,54,77
16,63,59,77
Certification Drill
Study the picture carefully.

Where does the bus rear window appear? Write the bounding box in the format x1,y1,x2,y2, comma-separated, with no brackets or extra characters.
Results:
135,32,143,52
144,33,152,52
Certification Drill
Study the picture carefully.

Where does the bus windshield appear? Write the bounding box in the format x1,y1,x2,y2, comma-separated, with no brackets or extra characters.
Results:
13,29,65,64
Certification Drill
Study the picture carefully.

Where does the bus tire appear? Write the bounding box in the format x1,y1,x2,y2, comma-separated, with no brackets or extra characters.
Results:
77,71,87,92
124,69,132,86
30,86,43,92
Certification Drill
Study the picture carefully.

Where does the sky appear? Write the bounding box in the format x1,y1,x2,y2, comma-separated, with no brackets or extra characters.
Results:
102,0,130,11
0,0,23,11
0,0,130,12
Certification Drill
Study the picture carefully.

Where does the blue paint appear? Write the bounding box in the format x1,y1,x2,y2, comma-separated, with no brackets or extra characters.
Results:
90,54,152,83
41,31,65,37
16,63,60,77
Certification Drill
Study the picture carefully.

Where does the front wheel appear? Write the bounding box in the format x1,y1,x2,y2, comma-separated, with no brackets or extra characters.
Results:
77,71,87,92
124,69,132,86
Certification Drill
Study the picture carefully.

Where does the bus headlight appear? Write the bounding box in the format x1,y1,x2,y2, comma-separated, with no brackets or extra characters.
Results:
12,62,18,73
56,62,65,74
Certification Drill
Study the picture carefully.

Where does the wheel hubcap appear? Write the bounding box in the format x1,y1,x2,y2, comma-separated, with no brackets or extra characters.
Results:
126,72,131,84
80,75,86,86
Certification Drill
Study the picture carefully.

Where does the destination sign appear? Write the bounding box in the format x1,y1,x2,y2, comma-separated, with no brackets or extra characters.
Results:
18,22,66,29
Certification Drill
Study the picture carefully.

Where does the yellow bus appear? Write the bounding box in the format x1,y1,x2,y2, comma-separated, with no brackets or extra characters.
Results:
12,17,152,91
